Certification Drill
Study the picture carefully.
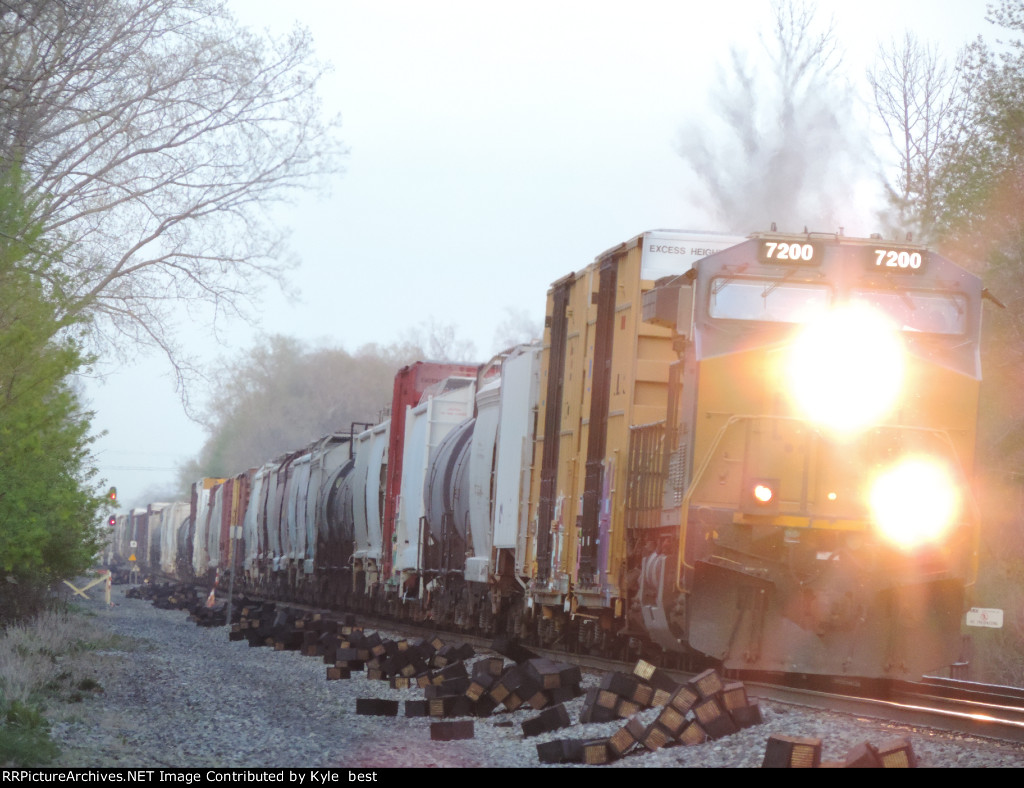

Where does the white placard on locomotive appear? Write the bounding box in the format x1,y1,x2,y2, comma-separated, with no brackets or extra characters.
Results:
966,607,1004,628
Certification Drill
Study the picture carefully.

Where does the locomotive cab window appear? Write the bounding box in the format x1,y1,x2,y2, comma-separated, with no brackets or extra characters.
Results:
850,288,967,335
708,278,831,323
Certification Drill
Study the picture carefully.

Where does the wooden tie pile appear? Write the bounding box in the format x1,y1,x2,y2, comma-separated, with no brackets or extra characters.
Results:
125,581,204,613
536,663,762,764
763,733,919,768
175,599,919,767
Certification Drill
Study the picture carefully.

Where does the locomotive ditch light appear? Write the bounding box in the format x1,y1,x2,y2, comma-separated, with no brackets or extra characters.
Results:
741,477,779,515
869,456,960,550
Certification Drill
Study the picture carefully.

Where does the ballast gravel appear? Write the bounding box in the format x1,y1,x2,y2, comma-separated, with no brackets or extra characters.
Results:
46,585,1024,769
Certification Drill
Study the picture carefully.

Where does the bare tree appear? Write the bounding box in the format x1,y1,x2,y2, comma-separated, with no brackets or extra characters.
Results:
491,306,542,355
398,317,479,364
868,33,970,242
0,0,345,401
180,335,412,487
677,0,866,234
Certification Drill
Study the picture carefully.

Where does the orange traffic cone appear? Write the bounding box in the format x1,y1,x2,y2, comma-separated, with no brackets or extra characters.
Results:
205,588,216,608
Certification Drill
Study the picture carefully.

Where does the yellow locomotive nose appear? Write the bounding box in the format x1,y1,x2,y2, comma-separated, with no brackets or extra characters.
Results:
785,302,905,434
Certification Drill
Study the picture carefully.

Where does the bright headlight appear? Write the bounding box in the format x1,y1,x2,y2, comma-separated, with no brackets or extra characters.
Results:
869,456,961,550
786,303,904,433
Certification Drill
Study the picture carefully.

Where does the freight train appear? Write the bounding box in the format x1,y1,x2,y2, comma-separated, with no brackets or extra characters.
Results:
104,228,985,682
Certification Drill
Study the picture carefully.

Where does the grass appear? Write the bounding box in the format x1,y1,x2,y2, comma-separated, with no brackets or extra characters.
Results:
0,605,130,766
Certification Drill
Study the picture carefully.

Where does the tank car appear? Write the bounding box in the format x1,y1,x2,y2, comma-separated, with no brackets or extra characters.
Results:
187,476,225,584
102,512,130,576
337,360,479,612
416,345,541,633
229,432,359,604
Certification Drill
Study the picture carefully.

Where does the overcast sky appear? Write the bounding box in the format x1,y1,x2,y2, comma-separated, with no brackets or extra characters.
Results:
85,0,991,508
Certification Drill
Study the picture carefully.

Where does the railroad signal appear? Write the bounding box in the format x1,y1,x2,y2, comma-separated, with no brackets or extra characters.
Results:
108,486,117,502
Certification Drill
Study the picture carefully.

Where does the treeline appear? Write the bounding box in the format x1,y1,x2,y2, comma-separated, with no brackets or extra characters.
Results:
177,337,425,486
174,309,541,494
0,0,341,623
0,173,104,619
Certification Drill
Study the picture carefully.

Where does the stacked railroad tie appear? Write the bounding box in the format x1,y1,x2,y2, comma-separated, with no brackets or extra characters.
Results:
537,664,763,765
125,580,238,626
228,604,767,765
341,632,591,743
125,581,204,613
142,593,928,767
762,733,919,768
234,603,313,649
354,632,488,742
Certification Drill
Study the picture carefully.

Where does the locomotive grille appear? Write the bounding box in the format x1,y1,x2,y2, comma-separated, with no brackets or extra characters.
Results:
625,421,667,530
668,445,687,506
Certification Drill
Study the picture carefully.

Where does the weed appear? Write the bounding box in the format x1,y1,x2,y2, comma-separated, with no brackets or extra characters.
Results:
0,725,59,766
0,699,58,766
0,604,128,766
5,699,47,729
76,678,101,693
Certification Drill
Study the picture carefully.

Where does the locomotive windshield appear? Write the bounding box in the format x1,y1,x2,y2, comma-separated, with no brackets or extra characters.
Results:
709,278,831,323
850,288,967,335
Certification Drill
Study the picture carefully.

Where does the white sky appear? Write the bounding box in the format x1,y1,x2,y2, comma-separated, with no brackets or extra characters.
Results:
85,0,991,508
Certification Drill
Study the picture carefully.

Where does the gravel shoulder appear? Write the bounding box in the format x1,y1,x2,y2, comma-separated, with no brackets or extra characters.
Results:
45,584,1024,768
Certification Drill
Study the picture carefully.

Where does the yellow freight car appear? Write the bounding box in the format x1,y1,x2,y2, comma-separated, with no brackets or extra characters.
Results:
527,230,743,646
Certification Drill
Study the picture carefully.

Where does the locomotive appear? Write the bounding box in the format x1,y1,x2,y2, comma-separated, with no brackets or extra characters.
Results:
106,228,984,682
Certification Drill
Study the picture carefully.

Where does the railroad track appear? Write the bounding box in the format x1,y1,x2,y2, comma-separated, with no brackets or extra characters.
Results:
148,577,1024,746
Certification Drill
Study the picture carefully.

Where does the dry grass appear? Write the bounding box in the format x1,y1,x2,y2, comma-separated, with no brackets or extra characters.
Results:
0,609,121,706
0,605,132,765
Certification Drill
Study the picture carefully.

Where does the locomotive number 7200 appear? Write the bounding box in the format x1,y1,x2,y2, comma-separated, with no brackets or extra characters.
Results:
874,249,923,270
764,241,815,262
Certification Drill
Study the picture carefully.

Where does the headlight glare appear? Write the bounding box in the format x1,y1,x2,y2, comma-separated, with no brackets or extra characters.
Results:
869,456,960,550
786,303,904,433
